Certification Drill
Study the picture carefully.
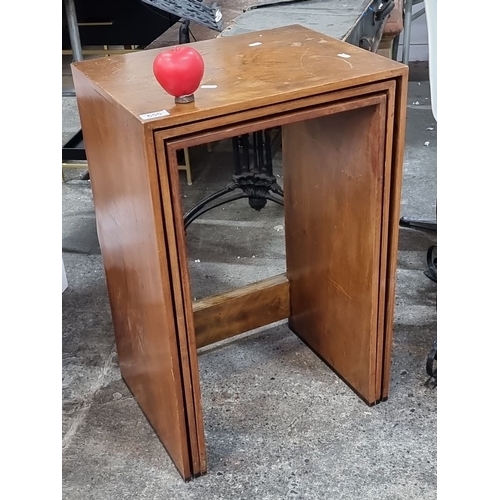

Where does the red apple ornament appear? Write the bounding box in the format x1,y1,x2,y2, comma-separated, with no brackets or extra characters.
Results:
153,46,205,104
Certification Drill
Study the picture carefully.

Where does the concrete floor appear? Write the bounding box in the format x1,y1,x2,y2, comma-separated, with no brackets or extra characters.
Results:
62,59,437,498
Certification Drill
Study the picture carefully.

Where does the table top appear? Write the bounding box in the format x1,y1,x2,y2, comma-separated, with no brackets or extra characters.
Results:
73,24,405,130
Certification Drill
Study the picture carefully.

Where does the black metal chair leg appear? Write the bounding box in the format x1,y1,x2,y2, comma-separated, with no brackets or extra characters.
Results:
184,192,247,228
265,194,284,206
399,217,437,232
425,339,437,388
423,244,437,283
183,129,283,228
183,185,235,228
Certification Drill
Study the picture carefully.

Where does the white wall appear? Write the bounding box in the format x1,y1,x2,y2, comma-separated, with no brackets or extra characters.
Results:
397,2,429,62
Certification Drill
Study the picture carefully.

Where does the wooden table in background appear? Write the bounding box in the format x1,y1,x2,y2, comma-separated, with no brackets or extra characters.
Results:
72,25,408,481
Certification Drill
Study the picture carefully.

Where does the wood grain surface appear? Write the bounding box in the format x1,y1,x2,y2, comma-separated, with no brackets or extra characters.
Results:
72,69,196,479
193,274,290,348
72,25,406,130
284,94,388,404
72,24,409,479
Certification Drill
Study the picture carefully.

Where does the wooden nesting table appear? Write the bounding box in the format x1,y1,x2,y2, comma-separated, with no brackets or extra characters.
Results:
72,24,408,481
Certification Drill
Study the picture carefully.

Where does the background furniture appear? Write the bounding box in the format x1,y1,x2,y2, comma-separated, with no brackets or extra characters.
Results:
62,0,178,52
401,0,426,64
72,25,408,480
62,0,187,181
377,0,403,60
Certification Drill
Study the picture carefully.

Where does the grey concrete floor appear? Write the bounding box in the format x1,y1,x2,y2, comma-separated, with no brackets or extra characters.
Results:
62,68,437,498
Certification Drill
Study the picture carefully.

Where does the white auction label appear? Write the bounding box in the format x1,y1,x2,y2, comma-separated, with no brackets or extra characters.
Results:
139,110,170,120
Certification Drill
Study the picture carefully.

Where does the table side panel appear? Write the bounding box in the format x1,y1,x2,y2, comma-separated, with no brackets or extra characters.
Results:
154,138,207,476
284,95,388,404
381,74,409,398
374,81,397,399
72,68,194,479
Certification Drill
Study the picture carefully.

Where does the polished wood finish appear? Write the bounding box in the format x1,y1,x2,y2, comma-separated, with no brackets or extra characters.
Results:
72,25,405,130
71,69,199,480
193,274,290,349
154,131,206,476
284,94,388,404
381,75,408,399
72,25,408,481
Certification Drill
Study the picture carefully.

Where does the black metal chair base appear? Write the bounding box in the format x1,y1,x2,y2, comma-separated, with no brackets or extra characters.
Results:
424,245,436,387
425,340,437,388
399,214,437,385
424,244,437,283
183,186,283,228
183,129,283,228
399,216,437,232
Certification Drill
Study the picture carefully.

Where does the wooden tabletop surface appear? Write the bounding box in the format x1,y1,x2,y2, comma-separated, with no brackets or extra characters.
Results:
73,24,406,129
